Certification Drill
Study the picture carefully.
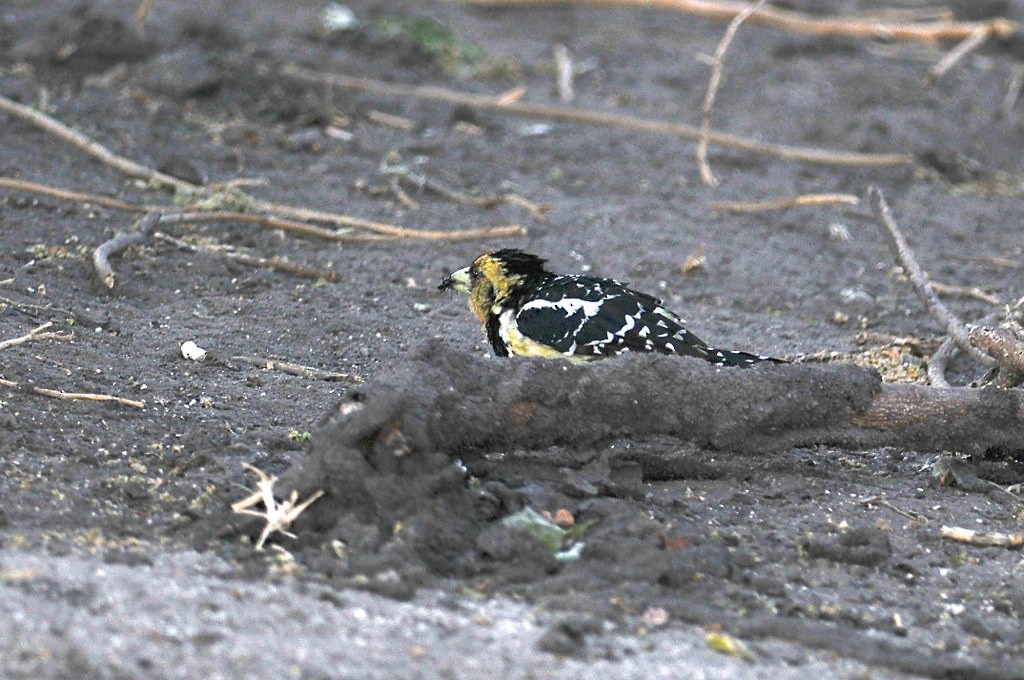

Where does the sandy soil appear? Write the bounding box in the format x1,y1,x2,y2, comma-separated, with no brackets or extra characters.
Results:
2,0,1023,677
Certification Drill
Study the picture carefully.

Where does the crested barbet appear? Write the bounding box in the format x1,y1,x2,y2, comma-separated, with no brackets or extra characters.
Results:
439,249,784,366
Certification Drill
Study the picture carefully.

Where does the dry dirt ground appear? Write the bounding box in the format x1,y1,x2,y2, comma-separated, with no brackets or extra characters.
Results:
2,0,1024,678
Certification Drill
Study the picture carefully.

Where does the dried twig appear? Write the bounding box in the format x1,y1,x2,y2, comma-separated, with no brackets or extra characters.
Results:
1001,64,1024,117
389,177,421,210
93,214,160,288
393,172,547,222
1,175,523,242
709,192,859,213
153,232,340,282
366,109,415,131
968,325,1024,384
0,95,525,242
926,337,958,388
927,28,988,85
282,65,912,168
940,525,1024,549
230,355,364,383
232,463,325,550
930,282,1002,307
696,0,768,186
135,0,155,35
0,95,192,191
553,43,575,102
0,322,72,351
0,176,140,212
462,0,1017,42
0,378,145,408
858,495,928,523
867,187,995,368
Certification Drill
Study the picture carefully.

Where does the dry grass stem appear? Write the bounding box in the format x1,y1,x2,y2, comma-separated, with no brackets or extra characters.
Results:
926,337,957,387
232,463,325,551
463,0,1017,42
154,232,341,282
230,355,364,383
367,109,416,131
0,378,145,408
696,0,768,186
0,94,192,191
867,187,995,368
0,176,141,212
393,172,547,222
282,65,912,168
1001,64,1024,117
0,322,72,351
709,193,859,213
135,0,155,35
927,28,988,84
929,282,1003,306
940,525,1024,548
554,43,575,102
0,96,524,242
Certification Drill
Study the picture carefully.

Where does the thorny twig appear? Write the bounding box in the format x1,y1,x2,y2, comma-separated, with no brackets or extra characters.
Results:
696,0,768,186
282,65,913,169
867,187,996,368
232,463,325,551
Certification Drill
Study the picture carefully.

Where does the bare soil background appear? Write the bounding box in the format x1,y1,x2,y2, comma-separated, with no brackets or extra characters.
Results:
1,0,1023,677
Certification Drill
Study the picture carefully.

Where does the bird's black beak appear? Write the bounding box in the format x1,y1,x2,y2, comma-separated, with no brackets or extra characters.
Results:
437,267,472,293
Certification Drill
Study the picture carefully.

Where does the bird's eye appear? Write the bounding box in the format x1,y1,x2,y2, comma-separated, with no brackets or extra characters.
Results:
470,268,482,280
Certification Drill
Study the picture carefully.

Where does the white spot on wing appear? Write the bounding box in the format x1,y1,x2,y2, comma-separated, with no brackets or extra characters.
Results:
521,297,604,319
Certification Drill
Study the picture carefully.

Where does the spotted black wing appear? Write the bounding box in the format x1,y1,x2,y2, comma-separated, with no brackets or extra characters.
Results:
513,275,711,359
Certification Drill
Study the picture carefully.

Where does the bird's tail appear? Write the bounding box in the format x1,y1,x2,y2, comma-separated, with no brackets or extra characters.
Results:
705,347,786,368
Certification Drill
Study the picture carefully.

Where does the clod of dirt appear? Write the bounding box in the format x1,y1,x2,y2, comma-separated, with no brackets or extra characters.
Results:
802,524,892,567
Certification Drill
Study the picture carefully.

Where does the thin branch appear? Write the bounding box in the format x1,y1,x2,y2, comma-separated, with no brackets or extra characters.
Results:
553,43,575,103
0,95,192,191
697,0,768,186
867,187,995,368
940,525,1024,549
0,322,72,351
968,325,1024,381
462,0,1017,42
0,378,145,408
709,192,859,213
926,337,957,388
392,172,547,222
230,355,364,383
1001,63,1024,117
927,28,988,85
0,97,526,242
929,282,1003,307
0,177,141,212
282,65,912,168
135,0,156,35
153,232,341,282
0,175,525,242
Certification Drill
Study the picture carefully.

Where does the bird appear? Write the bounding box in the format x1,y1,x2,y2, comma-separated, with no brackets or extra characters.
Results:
438,249,785,367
